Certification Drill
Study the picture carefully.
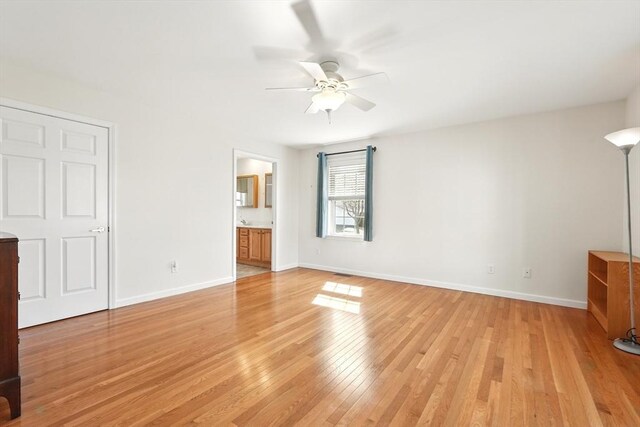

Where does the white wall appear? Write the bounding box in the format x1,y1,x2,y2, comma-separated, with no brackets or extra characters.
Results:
625,85,640,254
298,102,626,307
0,61,299,306
1,59,631,311
236,158,272,227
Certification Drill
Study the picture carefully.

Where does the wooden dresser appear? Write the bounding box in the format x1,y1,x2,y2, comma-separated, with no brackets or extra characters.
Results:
0,232,21,419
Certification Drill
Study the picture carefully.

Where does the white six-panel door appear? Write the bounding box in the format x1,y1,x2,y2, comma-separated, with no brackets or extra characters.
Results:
0,105,109,328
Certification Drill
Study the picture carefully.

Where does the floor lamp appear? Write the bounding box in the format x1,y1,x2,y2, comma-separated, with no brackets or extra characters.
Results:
604,127,640,356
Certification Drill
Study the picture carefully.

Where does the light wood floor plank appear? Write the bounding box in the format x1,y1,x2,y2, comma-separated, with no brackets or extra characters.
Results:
1,268,639,426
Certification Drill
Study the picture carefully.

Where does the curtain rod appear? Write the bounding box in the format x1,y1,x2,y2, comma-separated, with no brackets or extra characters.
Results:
316,146,377,158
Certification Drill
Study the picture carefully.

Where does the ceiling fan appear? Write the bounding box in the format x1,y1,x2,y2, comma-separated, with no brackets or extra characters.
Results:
264,0,390,123
267,60,388,123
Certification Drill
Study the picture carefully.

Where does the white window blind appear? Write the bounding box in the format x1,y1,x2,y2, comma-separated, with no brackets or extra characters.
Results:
328,157,366,200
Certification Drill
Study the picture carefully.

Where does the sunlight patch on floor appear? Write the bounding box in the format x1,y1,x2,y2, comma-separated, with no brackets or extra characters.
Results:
322,281,363,297
312,294,361,314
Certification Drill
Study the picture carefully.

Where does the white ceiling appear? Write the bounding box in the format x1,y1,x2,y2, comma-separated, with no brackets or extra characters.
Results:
1,1,639,147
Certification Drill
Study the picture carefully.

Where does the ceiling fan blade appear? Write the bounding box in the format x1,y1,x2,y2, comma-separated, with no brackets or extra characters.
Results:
265,87,317,92
291,0,324,46
345,93,376,112
305,102,320,114
342,72,389,90
300,61,328,82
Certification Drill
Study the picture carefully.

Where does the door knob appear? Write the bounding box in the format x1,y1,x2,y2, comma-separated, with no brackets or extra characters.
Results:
89,227,105,233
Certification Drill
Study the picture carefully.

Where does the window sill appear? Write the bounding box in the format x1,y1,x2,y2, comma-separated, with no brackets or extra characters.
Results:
325,235,365,242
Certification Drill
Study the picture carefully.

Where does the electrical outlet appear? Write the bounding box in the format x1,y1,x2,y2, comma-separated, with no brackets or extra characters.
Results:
315,248,320,255
487,264,495,274
523,268,532,279
171,260,178,273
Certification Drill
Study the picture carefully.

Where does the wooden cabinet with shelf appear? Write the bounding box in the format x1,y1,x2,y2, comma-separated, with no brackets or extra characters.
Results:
587,250,640,340
236,227,271,268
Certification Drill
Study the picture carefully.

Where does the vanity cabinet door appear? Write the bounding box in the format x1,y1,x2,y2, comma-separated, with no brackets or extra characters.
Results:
261,230,272,263
249,229,262,261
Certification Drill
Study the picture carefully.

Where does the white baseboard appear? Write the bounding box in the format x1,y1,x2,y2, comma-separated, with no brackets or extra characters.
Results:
298,263,587,310
275,263,299,272
115,276,234,308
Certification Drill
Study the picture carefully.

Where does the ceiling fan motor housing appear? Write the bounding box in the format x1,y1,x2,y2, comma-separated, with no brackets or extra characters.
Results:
316,61,347,90
320,60,340,72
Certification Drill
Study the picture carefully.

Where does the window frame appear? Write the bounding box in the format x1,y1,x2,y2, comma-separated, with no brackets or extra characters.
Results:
326,152,367,240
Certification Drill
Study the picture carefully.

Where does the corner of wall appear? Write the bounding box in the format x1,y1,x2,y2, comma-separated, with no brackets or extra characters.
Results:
626,85,640,127
625,84,640,255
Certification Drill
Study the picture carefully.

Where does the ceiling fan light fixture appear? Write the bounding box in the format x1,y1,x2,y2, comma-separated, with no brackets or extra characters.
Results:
312,89,346,112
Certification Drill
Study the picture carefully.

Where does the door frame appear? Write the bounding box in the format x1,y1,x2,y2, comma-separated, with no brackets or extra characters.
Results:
0,97,117,309
232,149,277,281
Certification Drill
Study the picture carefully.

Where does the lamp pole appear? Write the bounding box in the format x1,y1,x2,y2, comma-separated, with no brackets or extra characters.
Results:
620,148,636,341
605,127,640,355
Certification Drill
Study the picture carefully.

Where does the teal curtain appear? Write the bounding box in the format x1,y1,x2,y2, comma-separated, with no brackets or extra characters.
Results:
316,152,328,238
364,145,374,242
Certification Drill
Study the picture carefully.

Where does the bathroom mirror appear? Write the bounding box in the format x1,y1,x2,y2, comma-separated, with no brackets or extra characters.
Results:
265,173,273,208
236,175,258,208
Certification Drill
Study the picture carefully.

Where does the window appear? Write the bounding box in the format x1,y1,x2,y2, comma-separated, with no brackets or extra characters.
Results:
316,145,374,241
327,153,366,238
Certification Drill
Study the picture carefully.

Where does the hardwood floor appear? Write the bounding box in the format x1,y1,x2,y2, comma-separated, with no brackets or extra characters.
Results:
1,268,639,426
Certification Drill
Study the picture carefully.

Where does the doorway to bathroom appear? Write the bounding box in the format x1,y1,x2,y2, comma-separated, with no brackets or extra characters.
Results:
233,150,277,280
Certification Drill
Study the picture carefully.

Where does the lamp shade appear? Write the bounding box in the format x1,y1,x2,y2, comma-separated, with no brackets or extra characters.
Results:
604,127,640,149
312,89,346,112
